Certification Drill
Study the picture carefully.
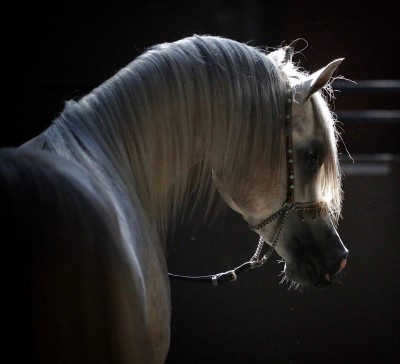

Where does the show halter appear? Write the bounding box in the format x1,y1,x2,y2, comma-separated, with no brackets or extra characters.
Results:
168,49,327,285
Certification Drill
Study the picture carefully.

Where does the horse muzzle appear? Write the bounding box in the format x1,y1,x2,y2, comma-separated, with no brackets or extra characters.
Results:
284,249,348,288
281,214,349,288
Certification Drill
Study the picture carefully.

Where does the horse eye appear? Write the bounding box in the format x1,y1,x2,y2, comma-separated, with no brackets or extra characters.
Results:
306,151,319,170
310,154,318,166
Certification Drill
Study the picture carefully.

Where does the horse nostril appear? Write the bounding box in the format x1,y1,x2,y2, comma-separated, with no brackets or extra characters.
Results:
326,258,347,282
337,258,347,273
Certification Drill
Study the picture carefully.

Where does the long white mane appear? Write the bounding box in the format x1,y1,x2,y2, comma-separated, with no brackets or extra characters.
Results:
43,35,341,238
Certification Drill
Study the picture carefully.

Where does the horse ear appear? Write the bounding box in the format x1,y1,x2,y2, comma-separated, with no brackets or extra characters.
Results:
294,58,344,102
267,46,293,66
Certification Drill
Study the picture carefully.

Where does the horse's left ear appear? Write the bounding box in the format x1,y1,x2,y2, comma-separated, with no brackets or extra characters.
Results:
267,46,294,66
294,58,344,102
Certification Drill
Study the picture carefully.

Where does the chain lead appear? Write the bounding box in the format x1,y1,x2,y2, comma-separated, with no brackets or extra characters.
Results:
250,210,288,268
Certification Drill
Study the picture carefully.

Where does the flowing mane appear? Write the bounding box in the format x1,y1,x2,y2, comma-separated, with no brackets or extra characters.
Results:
44,35,290,237
310,92,342,222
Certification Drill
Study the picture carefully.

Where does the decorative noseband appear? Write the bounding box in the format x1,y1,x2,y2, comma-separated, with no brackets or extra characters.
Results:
248,201,328,232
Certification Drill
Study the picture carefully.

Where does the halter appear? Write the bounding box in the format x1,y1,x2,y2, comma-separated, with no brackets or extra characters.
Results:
247,81,327,269
168,63,327,285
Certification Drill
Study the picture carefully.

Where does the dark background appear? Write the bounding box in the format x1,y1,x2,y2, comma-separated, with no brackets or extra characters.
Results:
2,1,399,363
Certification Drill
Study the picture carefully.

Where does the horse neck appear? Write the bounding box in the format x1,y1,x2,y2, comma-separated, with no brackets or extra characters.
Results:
51,70,204,239
50,42,287,238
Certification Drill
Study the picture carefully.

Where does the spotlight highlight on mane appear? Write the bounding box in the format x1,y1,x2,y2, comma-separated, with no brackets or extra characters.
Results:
45,35,289,236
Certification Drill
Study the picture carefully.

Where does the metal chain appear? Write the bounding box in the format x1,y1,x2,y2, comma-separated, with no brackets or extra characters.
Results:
294,201,327,211
249,201,327,231
247,202,327,269
250,210,288,268
248,208,286,231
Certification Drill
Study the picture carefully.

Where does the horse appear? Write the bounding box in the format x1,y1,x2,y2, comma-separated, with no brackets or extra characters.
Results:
2,35,348,363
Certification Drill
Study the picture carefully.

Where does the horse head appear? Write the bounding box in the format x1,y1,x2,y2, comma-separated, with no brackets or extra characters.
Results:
215,50,348,289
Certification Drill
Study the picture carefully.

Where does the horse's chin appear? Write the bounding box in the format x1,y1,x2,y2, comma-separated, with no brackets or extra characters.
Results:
284,261,335,289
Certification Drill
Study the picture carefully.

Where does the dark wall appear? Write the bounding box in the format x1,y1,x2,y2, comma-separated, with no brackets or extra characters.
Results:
3,1,398,152
3,0,287,147
2,1,399,363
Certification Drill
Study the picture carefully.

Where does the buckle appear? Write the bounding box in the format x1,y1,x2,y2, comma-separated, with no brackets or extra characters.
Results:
212,270,237,286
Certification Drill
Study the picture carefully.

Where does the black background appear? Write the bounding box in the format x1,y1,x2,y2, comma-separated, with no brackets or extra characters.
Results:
2,1,399,363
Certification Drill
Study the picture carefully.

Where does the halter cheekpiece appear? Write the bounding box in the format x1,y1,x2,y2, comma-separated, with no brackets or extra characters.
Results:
168,73,328,285
246,80,327,270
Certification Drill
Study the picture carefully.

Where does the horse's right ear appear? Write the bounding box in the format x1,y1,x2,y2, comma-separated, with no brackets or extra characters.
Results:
293,58,344,103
